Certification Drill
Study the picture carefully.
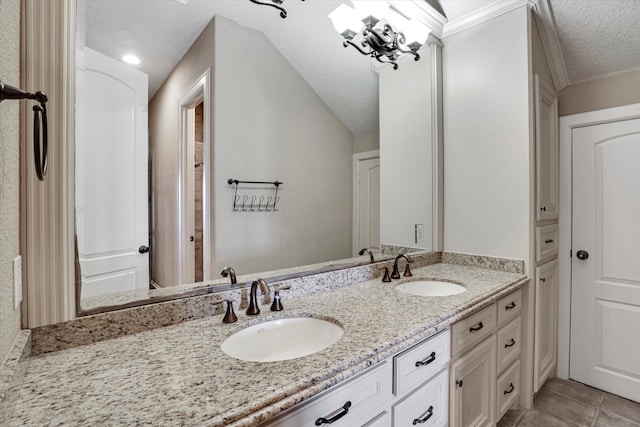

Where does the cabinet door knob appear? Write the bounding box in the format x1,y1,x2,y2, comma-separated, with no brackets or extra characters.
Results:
540,206,547,212
576,250,589,260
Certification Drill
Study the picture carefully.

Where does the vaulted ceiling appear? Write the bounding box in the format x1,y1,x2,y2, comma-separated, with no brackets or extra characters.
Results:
80,0,640,137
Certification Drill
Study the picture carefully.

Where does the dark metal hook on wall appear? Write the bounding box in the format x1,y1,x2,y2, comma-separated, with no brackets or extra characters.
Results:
0,82,48,181
228,179,282,212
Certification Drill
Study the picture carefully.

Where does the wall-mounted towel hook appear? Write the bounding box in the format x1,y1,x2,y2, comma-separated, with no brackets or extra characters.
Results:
0,82,48,181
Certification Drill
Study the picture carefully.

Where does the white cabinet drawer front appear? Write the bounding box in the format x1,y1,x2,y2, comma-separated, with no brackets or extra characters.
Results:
363,411,391,427
394,330,450,397
497,289,521,326
497,316,521,374
536,224,558,263
393,368,448,427
267,361,391,427
497,360,520,421
451,304,497,356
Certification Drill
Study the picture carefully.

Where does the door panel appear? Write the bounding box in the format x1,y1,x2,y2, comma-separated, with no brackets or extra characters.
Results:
354,155,380,254
571,118,640,402
77,47,149,299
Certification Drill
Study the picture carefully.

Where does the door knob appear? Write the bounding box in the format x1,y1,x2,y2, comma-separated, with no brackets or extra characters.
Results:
138,245,150,254
576,250,589,260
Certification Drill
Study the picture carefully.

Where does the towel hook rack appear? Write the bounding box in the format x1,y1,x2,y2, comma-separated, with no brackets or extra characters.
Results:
228,178,282,212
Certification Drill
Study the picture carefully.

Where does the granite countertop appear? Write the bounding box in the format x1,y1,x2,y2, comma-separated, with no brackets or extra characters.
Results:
8,263,527,426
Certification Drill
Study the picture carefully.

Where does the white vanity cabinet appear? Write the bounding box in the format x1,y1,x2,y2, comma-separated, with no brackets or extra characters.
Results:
449,289,522,427
263,330,451,427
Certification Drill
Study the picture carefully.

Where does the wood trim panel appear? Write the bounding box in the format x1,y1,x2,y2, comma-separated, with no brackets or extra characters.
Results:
21,0,76,327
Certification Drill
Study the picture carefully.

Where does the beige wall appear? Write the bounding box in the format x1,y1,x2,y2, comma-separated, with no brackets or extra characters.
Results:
0,0,22,365
354,131,379,154
559,68,640,116
150,16,354,284
213,16,354,275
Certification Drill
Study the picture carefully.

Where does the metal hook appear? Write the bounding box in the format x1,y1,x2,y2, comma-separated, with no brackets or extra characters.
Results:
273,196,280,212
242,195,249,212
266,196,273,212
258,195,265,212
250,195,257,212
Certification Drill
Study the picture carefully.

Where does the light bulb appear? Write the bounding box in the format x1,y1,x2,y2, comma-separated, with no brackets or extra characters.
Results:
329,4,364,39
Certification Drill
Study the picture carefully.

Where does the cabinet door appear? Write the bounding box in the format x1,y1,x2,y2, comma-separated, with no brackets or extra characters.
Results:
534,260,558,391
535,74,559,222
450,335,496,427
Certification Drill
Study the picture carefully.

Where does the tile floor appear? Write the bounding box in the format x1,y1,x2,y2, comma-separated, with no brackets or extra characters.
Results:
498,378,640,427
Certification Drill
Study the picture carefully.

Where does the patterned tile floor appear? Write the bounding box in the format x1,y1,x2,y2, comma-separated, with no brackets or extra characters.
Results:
498,378,640,427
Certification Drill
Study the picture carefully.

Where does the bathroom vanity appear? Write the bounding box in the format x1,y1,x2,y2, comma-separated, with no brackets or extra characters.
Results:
5,258,527,427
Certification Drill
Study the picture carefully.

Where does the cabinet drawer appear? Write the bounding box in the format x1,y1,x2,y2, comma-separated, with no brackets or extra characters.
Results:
497,360,520,421
363,411,390,427
536,224,558,263
266,361,391,427
497,289,521,326
497,316,521,374
394,330,450,397
393,368,448,427
451,304,496,356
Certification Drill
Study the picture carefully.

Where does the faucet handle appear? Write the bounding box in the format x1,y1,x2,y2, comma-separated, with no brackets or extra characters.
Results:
211,298,238,323
271,285,291,311
404,263,413,277
381,267,391,282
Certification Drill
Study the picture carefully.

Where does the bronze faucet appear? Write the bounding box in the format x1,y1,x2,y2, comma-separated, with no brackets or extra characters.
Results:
391,254,413,279
210,298,238,323
247,278,270,315
358,248,375,263
220,266,237,285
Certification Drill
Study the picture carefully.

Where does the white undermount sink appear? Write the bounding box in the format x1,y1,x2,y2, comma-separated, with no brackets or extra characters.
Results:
221,317,343,362
395,280,467,297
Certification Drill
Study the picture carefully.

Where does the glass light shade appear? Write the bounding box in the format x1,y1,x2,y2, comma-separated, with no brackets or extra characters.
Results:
329,4,364,37
351,0,389,21
403,19,431,46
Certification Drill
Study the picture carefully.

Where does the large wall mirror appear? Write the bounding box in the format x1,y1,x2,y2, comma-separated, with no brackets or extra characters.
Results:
74,0,443,313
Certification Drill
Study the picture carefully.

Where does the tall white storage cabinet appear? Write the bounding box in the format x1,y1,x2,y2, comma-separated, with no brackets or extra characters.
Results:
533,75,559,391
443,4,562,418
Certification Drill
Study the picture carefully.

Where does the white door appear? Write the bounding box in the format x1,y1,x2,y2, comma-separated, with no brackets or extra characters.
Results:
570,118,640,402
76,48,149,299
353,152,380,255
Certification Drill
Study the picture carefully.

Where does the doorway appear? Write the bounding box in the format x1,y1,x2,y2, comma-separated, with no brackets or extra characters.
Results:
353,150,380,255
558,103,640,403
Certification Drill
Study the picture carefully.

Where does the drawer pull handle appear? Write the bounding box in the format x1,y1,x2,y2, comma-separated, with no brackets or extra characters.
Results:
504,383,515,395
505,302,517,310
456,380,463,388
505,338,516,348
469,322,484,332
315,401,351,425
541,206,546,212
412,405,434,425
415,352,436,367
545,239,554,244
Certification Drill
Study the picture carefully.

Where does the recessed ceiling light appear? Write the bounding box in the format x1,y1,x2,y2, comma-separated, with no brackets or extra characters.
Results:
122,54,140,65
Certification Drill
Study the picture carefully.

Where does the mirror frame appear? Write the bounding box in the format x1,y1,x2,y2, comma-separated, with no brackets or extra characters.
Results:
20,0,445,326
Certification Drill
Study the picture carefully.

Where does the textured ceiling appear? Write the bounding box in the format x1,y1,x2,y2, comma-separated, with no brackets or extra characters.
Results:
549,0,640,83
80,0,640,137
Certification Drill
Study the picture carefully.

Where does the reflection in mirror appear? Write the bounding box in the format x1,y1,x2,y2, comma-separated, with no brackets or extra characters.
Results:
74,0,440,313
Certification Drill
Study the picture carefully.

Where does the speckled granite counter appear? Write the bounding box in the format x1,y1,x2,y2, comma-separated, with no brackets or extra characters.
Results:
8,263,527,426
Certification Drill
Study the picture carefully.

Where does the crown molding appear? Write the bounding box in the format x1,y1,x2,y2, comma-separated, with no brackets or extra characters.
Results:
392,1,447,40
530,0,570,91
442,0,529,39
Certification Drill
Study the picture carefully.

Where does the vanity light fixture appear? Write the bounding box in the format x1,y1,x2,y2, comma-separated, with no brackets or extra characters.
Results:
328,1,431,70
122,54,140,65
249,0,304,19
